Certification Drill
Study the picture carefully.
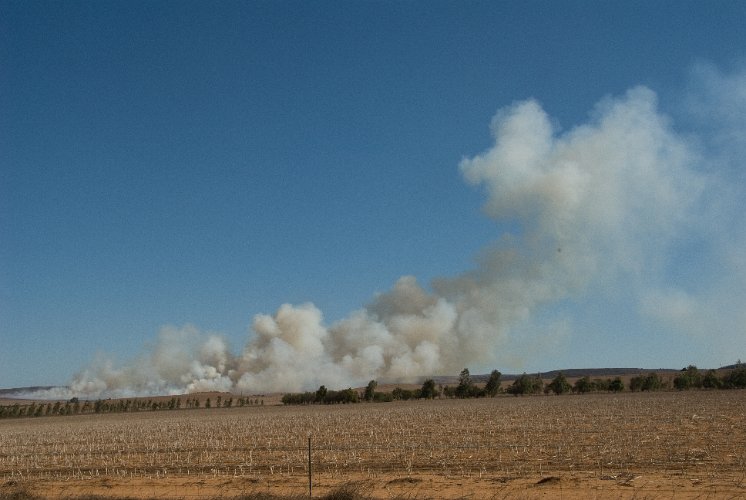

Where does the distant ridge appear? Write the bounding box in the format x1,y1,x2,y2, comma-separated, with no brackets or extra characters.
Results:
513,367,681,381
719,363,745,370
432,367,686,385
0,386,61,396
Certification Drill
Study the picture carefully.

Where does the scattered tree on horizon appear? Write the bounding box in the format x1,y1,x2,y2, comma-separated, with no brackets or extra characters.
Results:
484,369,502,397
702,369,722,389
363,380,378,401
609,377,624,392
673,365,703,390
507,373,544,396
315,385,328,403
546,372,571,395
630,372,664,392
420,379,438,399
455,368,476,398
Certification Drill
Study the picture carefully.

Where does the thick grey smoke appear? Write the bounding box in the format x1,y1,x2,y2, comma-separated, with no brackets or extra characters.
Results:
36,71,744,399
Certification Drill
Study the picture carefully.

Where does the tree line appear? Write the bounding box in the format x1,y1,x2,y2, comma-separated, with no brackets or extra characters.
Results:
0,395,265,419
281,364,746,404
3,364,744,417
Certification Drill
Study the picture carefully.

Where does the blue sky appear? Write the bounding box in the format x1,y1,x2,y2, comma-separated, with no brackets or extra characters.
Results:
2,1,745,392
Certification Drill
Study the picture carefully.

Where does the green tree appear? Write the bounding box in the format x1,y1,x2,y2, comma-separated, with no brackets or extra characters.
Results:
723,366,746,388
631,372,663,392
315,385,328,403
573,376,594,394
673,365,703,390
455,368,474,398
645,372,663,391
363,380,378,401
546,372,571,395
507,373,544,395
392,387,416,400
373,391,393,402
420,379,438,399
702,370,722,389
593,378,610,391
484,370,502,397
442,385,456,398
608,377,624,392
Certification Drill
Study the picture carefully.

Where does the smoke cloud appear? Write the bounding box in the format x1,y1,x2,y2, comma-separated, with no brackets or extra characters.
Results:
37,69,744,399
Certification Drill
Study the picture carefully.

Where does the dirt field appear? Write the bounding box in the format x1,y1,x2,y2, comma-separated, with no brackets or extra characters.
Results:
2,390,745,499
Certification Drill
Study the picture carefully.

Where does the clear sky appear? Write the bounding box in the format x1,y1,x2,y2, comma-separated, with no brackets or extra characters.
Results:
2,1,745,393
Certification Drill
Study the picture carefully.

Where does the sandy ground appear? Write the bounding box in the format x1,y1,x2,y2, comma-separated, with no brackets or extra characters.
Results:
3,470,746,499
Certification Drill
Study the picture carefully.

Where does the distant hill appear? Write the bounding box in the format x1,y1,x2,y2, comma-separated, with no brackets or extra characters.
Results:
0,386,60,397
510,367,681,381
719,363,745,370
431,367,684,385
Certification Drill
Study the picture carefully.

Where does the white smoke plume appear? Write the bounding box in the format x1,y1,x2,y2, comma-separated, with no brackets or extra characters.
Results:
43,69,744,399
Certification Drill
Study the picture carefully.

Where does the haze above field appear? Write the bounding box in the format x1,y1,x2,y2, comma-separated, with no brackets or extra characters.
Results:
2,1,746,396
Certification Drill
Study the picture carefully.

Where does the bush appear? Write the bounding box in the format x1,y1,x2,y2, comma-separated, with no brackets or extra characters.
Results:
630,372,663,392
673,365,703,390
392,387,416,400
372,391,393,402
723,366,746,388
702,370,722,389
573,376,594,394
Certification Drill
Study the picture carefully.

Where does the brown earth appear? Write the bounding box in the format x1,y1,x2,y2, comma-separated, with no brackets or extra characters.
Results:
2,390,745,499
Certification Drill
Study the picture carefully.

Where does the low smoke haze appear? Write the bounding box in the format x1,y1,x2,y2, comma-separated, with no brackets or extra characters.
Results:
2,3,745,397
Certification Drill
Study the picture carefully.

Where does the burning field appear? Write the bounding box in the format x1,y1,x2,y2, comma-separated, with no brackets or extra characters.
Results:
2,390,745,499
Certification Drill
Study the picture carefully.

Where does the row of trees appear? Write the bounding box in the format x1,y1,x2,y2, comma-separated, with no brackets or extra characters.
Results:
280,386,360,405
282,364,746,405
281,369,504,405
513,365,746,395
671,365,746,390
0,394,265,419
5,366,745,417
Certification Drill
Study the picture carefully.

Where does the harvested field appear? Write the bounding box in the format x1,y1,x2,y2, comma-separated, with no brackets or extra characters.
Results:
1,390,745,498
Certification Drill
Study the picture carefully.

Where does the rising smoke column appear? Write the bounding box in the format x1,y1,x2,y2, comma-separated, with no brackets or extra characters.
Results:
58,76,744,398
230,85,704,393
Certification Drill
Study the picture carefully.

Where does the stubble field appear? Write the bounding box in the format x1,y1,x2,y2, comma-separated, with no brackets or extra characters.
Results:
1,390,745,499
